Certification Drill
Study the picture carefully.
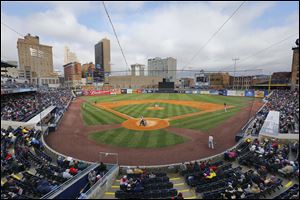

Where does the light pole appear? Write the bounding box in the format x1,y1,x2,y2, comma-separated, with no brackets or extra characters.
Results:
232,57,239,90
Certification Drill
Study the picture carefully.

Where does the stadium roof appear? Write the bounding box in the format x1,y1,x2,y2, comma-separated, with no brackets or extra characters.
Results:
1,60,17,68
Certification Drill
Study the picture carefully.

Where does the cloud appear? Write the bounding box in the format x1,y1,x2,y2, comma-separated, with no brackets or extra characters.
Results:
1,1,299,76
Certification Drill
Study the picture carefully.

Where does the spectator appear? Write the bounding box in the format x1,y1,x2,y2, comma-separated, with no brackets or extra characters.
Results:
179,162,187,173
88,170,97,186
176,192,184,199
149,172,156,179
69,166,78,176
133,166,143,174
133,181,143,193
278,164,294,175
99,162,107,172
120,175,128,187
63,169,73,179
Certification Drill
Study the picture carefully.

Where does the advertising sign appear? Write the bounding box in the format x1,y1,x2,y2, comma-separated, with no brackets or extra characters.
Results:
127,89,133,94
82,90,110,96
200,90,210,94
218,90,227,96
121,89,127,94
185,90,193,94
93,64,104,83
110,89,121,95
237,90,245,97
245,90,255,97
209,90,219,95
134,89,142,94
255,90,265,98
227,90,236,96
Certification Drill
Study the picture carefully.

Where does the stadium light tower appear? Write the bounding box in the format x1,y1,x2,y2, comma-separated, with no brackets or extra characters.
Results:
232,57,239,90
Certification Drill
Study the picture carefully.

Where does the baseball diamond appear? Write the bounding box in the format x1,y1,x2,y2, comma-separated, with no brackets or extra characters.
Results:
2,2,299,199
45,93,264,165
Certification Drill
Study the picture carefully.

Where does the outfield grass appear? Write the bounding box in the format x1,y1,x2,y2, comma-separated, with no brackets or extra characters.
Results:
114,102,200,118
81,94,255,148
171,106,245,131
89,128,187,148
81,102,124,125
81,93,254,128
81,93,254,106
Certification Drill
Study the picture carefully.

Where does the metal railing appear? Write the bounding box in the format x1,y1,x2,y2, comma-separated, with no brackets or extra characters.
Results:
85,165,119,198
41,163,99,199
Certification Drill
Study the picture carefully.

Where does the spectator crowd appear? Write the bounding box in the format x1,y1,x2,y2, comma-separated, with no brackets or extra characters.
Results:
265,90,299,134
1,89,72,122
1,126,90,199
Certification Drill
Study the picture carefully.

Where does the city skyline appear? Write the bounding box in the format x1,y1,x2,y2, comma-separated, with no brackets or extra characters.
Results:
1,1,299,75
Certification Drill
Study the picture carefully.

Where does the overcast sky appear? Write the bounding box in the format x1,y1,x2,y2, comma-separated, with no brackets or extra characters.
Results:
1,1,299,75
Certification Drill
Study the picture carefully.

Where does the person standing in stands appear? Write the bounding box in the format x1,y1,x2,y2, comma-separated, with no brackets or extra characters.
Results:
208,135,214,149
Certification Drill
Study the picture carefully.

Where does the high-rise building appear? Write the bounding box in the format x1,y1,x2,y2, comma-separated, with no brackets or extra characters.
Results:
17,33,59,86
95,38,111,74
64,46,79,65
291,39,299,90
131,64,145,76
148,57,177,82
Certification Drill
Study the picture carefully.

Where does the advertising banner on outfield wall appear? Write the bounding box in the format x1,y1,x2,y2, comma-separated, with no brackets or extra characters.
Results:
127,89,133,94
200,90,210,94
209,90,219,95
110,89,121,95
192,91,198,94
227,90,236,96
134,89,142,94
83,90,111,96
218,90,227,96
255,90,265,98
237,90,245,97
121,89,127,94
245,90,255,97
185,90,193,94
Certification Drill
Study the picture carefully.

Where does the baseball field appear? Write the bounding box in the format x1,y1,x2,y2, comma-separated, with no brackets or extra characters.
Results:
80,93,254,148
45,93,263,165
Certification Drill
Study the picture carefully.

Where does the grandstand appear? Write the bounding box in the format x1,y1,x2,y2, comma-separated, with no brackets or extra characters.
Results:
1,84,299,199
1,1,299,199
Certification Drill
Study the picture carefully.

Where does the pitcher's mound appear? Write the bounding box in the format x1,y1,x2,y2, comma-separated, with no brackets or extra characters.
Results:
122,118,169,131
146,107,165,110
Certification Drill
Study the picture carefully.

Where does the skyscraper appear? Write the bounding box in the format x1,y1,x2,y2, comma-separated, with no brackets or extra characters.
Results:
64,46,79,65
148,57,177,82
95,38,111,74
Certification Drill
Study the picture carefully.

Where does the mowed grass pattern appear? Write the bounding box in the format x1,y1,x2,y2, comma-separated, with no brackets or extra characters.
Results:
81,94,254,129
114,102,200,118
81,94,256,148
81,102,124,125
82,93,254,106
89,128,187,148
171,106,244,131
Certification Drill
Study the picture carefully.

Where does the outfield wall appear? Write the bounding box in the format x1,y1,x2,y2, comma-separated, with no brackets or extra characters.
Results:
82,88,269,97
